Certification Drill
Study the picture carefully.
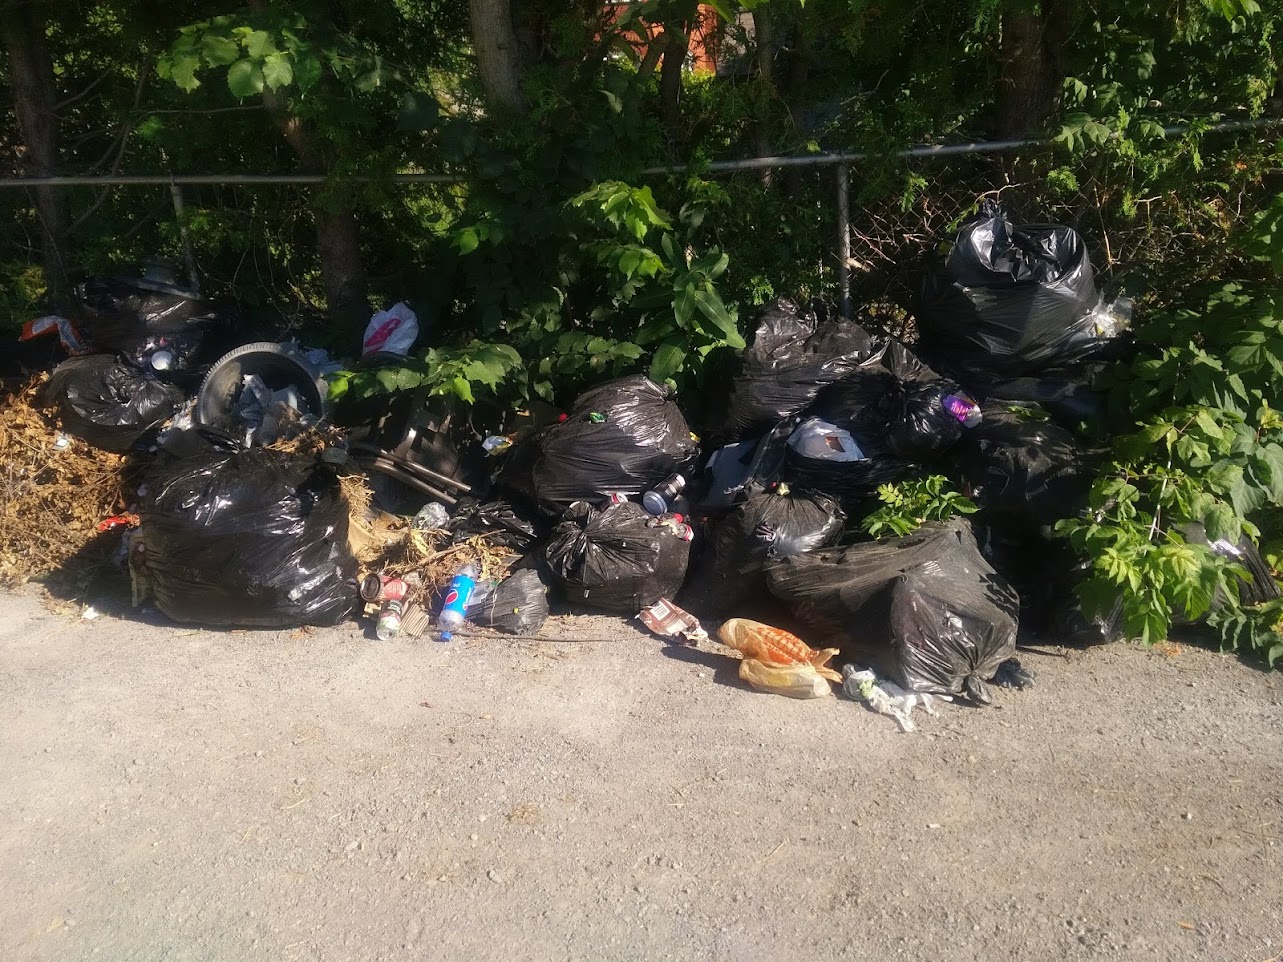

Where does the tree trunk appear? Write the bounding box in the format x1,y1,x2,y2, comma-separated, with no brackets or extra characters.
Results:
659,23,689,142
2,0,72,311
751,7,775,184
996,0,1071,138
313,205,369,327
781,8,813,198
469,0,524,112
258,83,369,326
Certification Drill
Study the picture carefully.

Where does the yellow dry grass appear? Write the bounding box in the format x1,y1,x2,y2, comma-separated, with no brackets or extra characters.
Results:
0,374,128,586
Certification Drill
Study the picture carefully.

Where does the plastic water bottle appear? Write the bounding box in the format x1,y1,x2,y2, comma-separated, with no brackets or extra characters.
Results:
436,564,479,641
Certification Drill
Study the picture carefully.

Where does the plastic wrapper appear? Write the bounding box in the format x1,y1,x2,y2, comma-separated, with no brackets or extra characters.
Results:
766,519,1019,702
717,297,880,443
497,375,698,515
717,618,842,678
917,201,1112,377
738,658,833,699
139,449,358,628
812,340,971,460
41,355,187,453
841,664,948,732
466,568,550,634
687,488,845,612
542,501,691,613
637,597,708,645
959,401,1097,538
782,418,913,501
447,498,542,552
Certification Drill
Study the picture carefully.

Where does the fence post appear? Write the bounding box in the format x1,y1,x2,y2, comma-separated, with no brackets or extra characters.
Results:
836,164,851,317
169,182,201,294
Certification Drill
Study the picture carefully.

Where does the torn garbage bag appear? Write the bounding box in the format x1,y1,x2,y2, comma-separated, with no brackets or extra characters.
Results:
139,448,358,628
542,501,691,613
687,488,845,613
917,201,1117,376
959,401,1097,537
466,569,550,634
42,355,187,453
716,297,880,443
812,340,977,460
696,418,793,511
497,375,697,514
782,418,913,501
766,518,1019,702
447,498,541,552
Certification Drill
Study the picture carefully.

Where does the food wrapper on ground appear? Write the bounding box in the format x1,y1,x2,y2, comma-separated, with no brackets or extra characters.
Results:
738,658,833,699
638,597,708,645
841,664,950,732
717,618,841,680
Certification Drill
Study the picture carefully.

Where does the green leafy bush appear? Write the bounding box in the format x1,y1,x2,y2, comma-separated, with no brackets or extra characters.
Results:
860,476,978,539
1057,192,1283,659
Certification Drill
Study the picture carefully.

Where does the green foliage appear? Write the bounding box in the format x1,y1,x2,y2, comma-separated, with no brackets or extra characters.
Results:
0,263,48,335
1059,204,1283,660
325,341,523,405
1207,596,1283,666
860,476,978,539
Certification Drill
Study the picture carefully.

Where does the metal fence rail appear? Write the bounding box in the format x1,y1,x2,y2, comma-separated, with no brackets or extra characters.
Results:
1,118,1278,316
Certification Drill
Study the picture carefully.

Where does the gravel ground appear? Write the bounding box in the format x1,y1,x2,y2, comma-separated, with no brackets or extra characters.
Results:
2,587,1282,962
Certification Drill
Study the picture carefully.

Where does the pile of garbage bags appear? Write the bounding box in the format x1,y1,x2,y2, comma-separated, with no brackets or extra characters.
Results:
30,205,1280,717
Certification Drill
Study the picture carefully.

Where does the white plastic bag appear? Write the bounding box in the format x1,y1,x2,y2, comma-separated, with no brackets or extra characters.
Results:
786,418,866,461
362,302,419,357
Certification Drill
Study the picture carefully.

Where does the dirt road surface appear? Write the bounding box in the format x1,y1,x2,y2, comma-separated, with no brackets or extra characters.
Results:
2,588,1282,962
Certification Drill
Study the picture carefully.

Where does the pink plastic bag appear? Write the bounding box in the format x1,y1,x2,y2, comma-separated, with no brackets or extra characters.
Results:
362,302,419,357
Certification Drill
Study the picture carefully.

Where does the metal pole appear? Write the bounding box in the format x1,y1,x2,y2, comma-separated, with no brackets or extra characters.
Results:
0,118,1276,189
169,183,201,294
836,164,851,318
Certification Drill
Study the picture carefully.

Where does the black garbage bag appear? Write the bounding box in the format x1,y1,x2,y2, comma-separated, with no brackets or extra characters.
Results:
447,498,542,552
717,297,880,443
77,276,231,372
958,401,1097,538
686,488,845,613
543,501,691,613
766,518,1019,702
139,448,358,628
42,354,187,453
812,340,975,460
466,568,550,634
966,370,1108,430
497,375,698,515
917,201,1110,376
1178,523,1281,613
1049,568,1126,645
782,417,914,501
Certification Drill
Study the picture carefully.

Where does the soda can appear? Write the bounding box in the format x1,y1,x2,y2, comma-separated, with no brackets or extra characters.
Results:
376,599,405,641
671,523,695,542
361,573,409,603
604,491,630,505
